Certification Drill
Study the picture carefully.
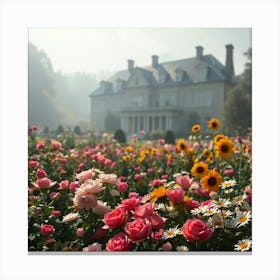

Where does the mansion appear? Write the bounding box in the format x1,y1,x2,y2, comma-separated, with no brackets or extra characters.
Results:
90,44,237,135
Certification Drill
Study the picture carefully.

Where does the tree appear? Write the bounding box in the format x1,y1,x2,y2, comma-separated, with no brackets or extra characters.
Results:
73,125,82,135
223,48,252,135
28,43,70,128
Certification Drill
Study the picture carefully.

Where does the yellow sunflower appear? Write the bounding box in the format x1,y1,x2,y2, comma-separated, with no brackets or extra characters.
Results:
123,155,131,163
202,149,212,158
215,138,235,159
213,134,226,144
208,118,220,131
200,170,222,192
191,124,201,133
191,162,209,178
149,186,167,202
176,139,188,153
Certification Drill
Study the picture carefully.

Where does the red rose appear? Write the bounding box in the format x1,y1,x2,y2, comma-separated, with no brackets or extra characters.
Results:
40,224,55,236
185,199,200,211
103,207,127,229
124,218,152,242
106,233,132,251
182,219,213,242
121,197,141,211
36,169,47,178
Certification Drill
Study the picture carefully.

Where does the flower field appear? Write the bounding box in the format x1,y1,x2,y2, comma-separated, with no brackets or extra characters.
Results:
28,119,252,252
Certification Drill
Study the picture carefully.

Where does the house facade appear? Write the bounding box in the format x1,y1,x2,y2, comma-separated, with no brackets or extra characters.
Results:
90,45,237,135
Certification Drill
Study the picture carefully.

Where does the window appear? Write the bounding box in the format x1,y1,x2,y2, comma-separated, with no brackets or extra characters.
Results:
192,90,212,107
195,65,208,82
132,96,143,108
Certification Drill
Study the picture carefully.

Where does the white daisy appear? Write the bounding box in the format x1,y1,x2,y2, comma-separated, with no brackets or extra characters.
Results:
176,245,189,252
234,211,252,228
62,212,80,223
155,203,165,211
163,226,182,239
224,188,233,194
208,214,224,228
224,218,235,229
203,207,219,216
234,239,252,251
168,211,179,218
232,194,247,206
191,205,209,215
213,198,231,208
221,179,237,189
220,210,234,218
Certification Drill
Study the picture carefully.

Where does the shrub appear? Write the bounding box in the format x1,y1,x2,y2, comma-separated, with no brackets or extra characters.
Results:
164,130,175,144
114,128,126,144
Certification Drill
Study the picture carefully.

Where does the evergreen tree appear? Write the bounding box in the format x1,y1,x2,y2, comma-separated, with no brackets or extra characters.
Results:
164,130,175,144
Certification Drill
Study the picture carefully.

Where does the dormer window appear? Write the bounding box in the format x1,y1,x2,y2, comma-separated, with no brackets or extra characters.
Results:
116,78,124,92
195,64,209,82
175,68,185,82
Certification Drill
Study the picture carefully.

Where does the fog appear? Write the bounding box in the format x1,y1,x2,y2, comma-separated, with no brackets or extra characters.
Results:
28,28,251,130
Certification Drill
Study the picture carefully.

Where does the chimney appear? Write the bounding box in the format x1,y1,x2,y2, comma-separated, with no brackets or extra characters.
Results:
128,59,134,72
225,44,235,77
152,55,159,67
196,46,203,59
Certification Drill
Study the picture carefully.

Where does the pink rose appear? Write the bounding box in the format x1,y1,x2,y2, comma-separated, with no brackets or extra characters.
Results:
103,207,127,229
201,199,213,208
182,219,214,242
73,189,98,210
33,177,56,190
69,181,80,192
152,229,164,240
58,180,69,190
128,192,139,198
76,169,94,182
98,173,118,185
51,140,62,150
36,169,47,178
185,199,199,211
83,242,102,252
125,218,152,242
29,160,39,168
133,203,154,218
149,179,162,188
93,227,109,240
134,174,142,181
149,214,166,230
117,182,128,192
121,197,141,211
166,188,185,204
176,175,194,189
79,179,104,194
40,224,55,236
162,242,172,251
197,188,210,197
76,227,85,237
106,233,132,251
92,200,111,216
50,192,61,200
36,141,45,150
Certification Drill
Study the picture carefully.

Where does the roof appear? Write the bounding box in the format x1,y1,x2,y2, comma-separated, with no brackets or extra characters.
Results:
90,53,234,96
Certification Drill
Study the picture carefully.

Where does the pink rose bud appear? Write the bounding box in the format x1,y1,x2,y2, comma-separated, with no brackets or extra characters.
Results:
58,180,69,190
36,169,47,178
50,192,61,200
93,227,109,240
52,210,61,217
117,182,128,192
162,242,172,251
147,168,154,173
83,242,102,252
76,227,85,238
134,174,142,181
224,169,234,175
161,174,168,179
36,141,45,150
176,175,194,189
29,160,39,168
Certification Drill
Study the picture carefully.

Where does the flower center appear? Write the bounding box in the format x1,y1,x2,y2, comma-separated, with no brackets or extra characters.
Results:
197,167,204,173
221,145,229,153
240,243,248,250
239,216,247,223
208,177,217,186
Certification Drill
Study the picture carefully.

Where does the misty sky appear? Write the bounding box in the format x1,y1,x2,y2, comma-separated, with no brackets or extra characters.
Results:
29,28,251,77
